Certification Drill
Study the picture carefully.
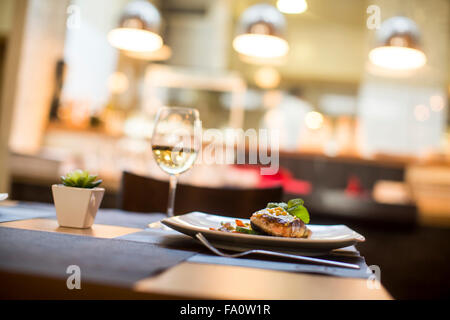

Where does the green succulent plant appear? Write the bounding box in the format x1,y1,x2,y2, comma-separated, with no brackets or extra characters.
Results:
61,170,102,189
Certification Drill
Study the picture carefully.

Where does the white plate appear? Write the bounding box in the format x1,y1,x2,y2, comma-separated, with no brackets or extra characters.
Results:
161,212,365,254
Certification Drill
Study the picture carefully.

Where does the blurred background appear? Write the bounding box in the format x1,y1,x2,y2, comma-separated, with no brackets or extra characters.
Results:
0,0,449,299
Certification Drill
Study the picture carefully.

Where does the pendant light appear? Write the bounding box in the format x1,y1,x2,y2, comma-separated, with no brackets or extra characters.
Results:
233,4,289,59
277,0,308,15
369,16,426,70
108,0,163,53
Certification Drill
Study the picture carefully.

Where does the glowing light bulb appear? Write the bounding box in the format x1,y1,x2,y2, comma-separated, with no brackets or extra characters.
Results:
107,28,163,53
233,34,289,59
277,0,308,14
305,111,324,130
430,95,444,112
369,46,426,70
123,45,172,61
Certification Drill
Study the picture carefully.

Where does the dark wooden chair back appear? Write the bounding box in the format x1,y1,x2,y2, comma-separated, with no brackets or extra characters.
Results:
118,171,283,218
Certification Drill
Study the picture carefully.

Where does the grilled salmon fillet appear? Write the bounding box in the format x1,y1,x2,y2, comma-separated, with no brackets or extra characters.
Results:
250,207,311,238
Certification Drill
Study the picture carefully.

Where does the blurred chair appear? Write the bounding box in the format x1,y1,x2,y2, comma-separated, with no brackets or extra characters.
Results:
118,171,283,218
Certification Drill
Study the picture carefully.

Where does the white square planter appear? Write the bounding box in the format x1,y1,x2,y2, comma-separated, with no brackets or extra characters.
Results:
52,184,105,228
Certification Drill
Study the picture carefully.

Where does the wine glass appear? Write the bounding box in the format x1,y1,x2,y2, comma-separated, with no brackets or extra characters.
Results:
151,107,201,217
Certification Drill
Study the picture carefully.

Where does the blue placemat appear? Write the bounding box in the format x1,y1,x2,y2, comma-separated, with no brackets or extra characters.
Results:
0,202,164,228
187,252,369,279
120,226,370,279
0,203,56,223
118,228,205,252
0,227,196,287
0,203,370,280
94,209,165,229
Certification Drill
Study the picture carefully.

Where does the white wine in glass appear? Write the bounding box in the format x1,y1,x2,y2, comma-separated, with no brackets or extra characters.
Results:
152,145,198,175
151,107,201,217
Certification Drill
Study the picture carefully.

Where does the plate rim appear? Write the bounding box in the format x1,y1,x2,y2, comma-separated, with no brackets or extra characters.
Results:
161,211,366,244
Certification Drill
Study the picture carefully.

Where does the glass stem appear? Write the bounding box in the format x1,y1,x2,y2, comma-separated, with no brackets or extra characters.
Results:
167,174,178,217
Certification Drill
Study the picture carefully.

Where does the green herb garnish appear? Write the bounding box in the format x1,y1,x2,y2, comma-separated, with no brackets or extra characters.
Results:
287,198,310,224
266,198,310,224
266,202,288,210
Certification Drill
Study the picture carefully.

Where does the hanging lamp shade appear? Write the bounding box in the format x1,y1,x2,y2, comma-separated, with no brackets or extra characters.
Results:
369,16,426,70
108,0,163,53
276,0,308,15
123,45,172,61
233,4,289,59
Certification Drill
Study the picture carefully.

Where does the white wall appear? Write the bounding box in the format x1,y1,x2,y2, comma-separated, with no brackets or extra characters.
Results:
8,0,69,154
62,0,129,113
357,0,449,156
165,0,232,71
358,82,447,156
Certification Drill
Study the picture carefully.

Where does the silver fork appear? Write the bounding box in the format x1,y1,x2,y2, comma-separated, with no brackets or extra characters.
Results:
195,233,360,270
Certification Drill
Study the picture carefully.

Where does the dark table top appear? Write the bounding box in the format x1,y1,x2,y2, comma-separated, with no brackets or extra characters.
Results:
0,202,390,299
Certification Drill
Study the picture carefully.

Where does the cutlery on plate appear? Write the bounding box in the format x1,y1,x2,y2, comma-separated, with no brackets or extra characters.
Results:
195,233,360,270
